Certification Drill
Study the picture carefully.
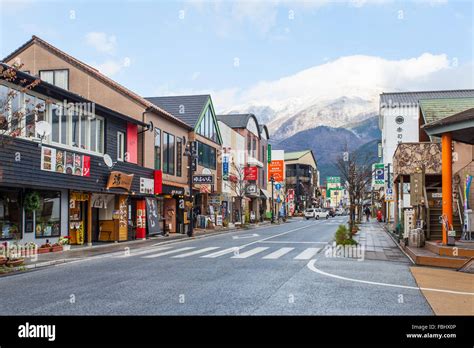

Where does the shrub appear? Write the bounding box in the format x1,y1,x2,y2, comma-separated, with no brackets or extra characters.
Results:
335,224,358,245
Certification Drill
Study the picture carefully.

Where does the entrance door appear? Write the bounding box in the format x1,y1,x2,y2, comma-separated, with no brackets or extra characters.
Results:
91,208,100,242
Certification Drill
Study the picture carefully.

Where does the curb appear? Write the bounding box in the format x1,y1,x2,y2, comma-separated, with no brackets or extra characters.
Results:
1,220,282,277
379,222,415,265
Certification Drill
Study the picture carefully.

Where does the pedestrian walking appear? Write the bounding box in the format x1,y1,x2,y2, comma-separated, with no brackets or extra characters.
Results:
364,206,371,222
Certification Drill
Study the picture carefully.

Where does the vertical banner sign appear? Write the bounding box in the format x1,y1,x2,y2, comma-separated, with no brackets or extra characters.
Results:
372,163,384,189
154,170,163,194
223,154,229,181
82,156,91,177
191,141,198,172
268,150,284,182
145,197,160,235
136,200,146,239
267,144,272,164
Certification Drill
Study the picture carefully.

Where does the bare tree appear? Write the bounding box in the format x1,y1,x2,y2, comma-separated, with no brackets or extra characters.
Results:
0,63,42,146
334,146,373,226
228,160,247,224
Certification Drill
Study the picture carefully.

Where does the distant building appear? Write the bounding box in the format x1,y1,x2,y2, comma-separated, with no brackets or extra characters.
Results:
284,150,319,213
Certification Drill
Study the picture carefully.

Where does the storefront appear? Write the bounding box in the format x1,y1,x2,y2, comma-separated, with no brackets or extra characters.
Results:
0,187,68,244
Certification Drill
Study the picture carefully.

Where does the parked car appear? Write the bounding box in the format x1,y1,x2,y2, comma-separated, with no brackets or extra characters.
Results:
304,208,329,220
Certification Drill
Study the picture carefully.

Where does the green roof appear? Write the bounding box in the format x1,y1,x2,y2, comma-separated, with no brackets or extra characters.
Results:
284,150,311,161
419,97,474,124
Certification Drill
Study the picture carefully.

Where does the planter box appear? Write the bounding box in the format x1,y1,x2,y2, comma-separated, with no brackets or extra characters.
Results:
37,247,50,254
50,246,63,252
0,257,7,266
6,258,24,267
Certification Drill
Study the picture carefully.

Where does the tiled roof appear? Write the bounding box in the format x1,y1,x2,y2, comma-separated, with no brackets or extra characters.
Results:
380,89,474,105
419,97,474,123
423,108,474,129
284,150,311,161
145,95,210,128
2,36,191,129
217,113,256,129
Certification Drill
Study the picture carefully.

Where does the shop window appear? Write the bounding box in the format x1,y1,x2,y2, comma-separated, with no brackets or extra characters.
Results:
35,191,61,238
117,131,125,161
24,94,46,138
0,189,21,240
154,128,161,170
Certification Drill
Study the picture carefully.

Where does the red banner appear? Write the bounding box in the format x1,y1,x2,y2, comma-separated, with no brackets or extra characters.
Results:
244,166,258,181
154,170,163,194
136,200,146,239
82,156,90,177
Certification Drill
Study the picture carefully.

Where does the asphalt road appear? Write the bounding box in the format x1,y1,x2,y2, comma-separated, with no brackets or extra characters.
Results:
0,217,433,315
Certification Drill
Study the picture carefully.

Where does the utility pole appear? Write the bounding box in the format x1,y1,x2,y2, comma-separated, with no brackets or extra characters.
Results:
185,141,197,237
270,175,275,223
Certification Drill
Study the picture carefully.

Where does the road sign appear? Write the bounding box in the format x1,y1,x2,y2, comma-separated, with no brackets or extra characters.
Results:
267,144,272,163
385,188,394,201
275,183,281,190
192,175,213,184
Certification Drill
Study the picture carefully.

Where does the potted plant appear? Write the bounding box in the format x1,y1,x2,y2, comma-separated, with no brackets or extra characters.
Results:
50,243,63,252
58,236,71,251
22,242,37,257
6,257,25,267
38,242,52,254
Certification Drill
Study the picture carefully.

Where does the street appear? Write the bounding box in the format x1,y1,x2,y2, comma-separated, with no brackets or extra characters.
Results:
0,218,433,315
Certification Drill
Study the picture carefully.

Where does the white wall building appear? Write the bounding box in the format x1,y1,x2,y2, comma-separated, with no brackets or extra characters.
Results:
378,89,474,222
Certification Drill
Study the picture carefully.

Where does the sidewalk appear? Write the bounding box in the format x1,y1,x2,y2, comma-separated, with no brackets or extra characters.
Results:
354,220,409,263
410,267,474,315
7,220,273,273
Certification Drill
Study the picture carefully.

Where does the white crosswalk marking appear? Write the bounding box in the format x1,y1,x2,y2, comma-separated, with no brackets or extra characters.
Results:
262,247,294,259
201,247,240,258
231,247,269,259
143,247,195,258
293,248,320,260
118,246,172,257
172,247,220,258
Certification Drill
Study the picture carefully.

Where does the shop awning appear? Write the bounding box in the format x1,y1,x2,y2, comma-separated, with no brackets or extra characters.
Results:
260,189,271,200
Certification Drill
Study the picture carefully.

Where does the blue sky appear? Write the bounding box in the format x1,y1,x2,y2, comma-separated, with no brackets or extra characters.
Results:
1,0,473,111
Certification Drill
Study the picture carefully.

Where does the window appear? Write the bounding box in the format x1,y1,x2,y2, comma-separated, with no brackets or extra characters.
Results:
176,137,183,177
163,132,175,175
39,69,69,90
197,141,216,170
35,191,61,238
197,107,218,142
0,189,21,240
117,131,125,161
154,128,161,170
24,94,46,138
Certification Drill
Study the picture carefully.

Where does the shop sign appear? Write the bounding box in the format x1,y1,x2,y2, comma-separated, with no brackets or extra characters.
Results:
106,171,134,191
246,184,258,195
140,177,154,194
70,192,89,202
287,189,295,201
244,166,258,181
136,200,146,239
91,194,110,209
410,173,424,206
162,185,185,196
193,175,213,184
154,170,163,194
216,215,223,226
145,197,160,235
209,194,221,204
268,160,284,182
41,146,90,177
222,155,229,181
372,163,384,189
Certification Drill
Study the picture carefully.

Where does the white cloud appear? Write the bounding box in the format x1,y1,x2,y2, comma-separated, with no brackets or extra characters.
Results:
152,53,470,116
93,58,130,76
85,32,117,54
